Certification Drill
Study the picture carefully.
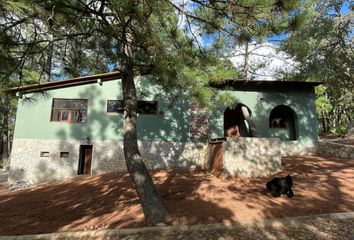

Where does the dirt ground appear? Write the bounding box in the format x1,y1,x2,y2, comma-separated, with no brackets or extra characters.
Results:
0,155,353,236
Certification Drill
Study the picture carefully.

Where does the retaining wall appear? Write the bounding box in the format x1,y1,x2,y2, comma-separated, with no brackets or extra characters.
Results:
318,140,354,159
223,137,282,178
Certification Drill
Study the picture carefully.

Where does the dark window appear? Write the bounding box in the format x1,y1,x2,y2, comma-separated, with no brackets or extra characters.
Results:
107,100,158,114
270,118,287,128
138,101,158,114
40,151,49,157
60,152,69,158
51,99,88,123
107,100,124,113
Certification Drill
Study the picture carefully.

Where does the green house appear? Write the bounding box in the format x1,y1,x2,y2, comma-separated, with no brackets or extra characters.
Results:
6,72,320,183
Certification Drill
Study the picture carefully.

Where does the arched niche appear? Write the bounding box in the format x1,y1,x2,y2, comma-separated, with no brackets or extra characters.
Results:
269,105,298,140
224,104,256,137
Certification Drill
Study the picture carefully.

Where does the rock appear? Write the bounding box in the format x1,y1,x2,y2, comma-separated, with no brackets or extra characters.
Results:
341,152,349,159
9,181,31,191
347,127,354,139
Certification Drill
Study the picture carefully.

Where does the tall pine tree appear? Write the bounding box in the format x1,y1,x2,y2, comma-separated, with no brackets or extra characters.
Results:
1,0,303,224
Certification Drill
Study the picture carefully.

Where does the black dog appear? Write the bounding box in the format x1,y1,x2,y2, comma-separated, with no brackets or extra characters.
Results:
266,175,294,198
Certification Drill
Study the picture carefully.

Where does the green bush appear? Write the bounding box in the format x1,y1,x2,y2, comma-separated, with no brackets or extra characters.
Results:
330,125,348,136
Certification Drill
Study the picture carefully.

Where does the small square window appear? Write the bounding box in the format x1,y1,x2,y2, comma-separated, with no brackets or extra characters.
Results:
137,101,158,114
60,152,69,158
107,100,124,113
40,151,49,157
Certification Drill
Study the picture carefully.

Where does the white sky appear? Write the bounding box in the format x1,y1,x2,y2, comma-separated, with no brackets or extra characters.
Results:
173,1,298,80
230,42,298,80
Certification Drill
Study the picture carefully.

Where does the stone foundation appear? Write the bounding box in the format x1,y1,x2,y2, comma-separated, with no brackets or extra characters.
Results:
280,141,317,156
208,137,318,178
223,137,282,178
8,139,208,183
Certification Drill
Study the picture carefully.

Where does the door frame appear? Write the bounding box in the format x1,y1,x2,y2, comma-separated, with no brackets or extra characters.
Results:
78,145,93,175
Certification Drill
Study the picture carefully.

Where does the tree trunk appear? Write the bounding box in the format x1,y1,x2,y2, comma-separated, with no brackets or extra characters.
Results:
121,63,168,225
321,112,327,133
0,117,3,165
1,94,10,166
324,111,331,132
44,41,54,82
243,42,249,79
1,114,9,164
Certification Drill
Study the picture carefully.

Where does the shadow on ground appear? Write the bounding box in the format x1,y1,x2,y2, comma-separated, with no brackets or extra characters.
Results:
0,155,353,236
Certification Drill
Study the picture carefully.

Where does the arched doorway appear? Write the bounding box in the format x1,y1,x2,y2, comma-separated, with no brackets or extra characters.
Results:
269,105,298,140
224,104,256,137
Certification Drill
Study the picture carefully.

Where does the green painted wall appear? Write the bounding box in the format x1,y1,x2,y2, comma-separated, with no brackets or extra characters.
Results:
209,87,318,146
14,77,318,146
14,76,190,142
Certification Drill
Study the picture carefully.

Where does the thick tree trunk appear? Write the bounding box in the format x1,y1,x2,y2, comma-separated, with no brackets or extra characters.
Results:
0,119,3,165
121,65,168,225
1,115,9,163
116,7,167,224
1,95,10,166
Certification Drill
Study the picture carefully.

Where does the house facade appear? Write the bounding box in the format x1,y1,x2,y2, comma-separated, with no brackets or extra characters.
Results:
6,72,320,183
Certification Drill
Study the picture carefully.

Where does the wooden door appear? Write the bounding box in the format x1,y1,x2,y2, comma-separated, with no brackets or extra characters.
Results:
78,145,93,175
209,141,223,178
83,146,92,174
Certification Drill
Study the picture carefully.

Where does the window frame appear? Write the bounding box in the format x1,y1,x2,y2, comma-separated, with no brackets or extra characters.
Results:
50,98,88,123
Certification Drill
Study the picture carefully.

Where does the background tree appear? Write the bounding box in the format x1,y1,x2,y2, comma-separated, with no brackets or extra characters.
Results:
172,0,307,79
0,1,37,167
1,0,303,224
280,0,353,134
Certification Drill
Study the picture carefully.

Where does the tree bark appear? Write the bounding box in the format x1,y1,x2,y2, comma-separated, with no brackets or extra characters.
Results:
243,41,249,79
44,41,54,82
121,61,168,225
1,94,10,166
321,112,327,133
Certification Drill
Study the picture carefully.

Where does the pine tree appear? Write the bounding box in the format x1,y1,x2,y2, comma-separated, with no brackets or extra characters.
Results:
281,0,353,134
1,0,303,224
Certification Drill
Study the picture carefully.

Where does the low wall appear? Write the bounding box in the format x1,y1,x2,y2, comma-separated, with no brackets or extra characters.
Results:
318,140,354,159
223,137,281,178
280,141,317,156
8,139,208,184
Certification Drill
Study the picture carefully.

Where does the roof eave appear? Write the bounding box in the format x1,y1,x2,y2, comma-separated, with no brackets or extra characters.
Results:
2,71,122,94
209,79,322,89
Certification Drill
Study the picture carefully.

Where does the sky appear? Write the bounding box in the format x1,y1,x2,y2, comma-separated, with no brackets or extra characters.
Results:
58,1,352,80
229,42,297,80
176,0,352,80
176,1,297,80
